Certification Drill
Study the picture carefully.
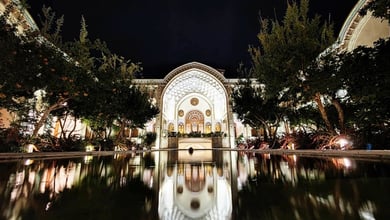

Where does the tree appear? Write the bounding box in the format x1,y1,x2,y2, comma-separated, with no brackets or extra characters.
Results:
37,5,64,46
337,39,390,147
232,76,281,143
360,0,390,23
0,4,93,139
38,13,158,148
143,132,157,149
1,4,158,150
249,0,338,134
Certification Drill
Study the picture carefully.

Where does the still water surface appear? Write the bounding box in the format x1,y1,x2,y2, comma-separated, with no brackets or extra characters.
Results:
1,150,390,220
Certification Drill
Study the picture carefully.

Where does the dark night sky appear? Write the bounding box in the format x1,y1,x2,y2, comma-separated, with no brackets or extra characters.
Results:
28,0,358,78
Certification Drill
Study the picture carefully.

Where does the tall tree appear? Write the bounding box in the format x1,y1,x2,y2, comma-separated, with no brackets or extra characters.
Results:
249,0,337,134
37,5,64,46
75,53,158,145
28,16,102,138
1,3,158,150
231,74,281,142
338,39,390,144
0,4,92,138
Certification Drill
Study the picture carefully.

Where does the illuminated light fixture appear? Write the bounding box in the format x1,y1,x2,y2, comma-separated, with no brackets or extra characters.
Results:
343,158,351,168
336,138,351,150
24,159,34,165
85,144,94,152
26,144,36,153
84,155,93,163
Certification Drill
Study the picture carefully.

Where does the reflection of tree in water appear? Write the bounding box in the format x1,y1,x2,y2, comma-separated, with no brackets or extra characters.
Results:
44,156,156,220
41,178,156,220
0,161,52,220
235,154,390,220
0,155,158,220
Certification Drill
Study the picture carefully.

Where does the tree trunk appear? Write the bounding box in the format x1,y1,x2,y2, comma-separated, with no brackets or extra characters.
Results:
331,98,345,134
313,92,336,135
59,112,69,139
66,116,77,140
32,99,68,138
115,119,126,144
284,118,290,134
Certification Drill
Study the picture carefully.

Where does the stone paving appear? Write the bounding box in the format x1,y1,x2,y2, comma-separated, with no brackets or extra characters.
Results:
1,149,390,161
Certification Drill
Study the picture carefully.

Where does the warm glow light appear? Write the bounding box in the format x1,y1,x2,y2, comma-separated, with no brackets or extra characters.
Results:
336,138,349,150
85,144,94,152
26,144,35,153
24,159,34,166
331,158,353,169
84,155,93,163
343,158,351,168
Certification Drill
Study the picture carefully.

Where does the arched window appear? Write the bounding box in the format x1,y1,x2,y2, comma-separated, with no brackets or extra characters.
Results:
215,122,221,132
168,123,174,132
205,122,212,134
178,123,184,134
185,110,204,133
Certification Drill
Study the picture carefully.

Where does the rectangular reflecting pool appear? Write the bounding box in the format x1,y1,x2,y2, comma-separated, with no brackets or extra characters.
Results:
0,150,389,220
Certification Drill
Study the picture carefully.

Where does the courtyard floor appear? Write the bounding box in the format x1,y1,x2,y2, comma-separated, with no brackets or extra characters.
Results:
1,149,390,161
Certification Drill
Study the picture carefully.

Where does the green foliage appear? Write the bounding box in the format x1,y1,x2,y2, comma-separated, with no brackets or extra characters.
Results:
143,132,157,147
245,0,341,137
74,50,157,140
305,38,390,148
60,17,154,143
250,0,334,102
61,16,103,71
360,0,390,23
37,5,64,45
1,6,92,134
0,4,159,150
231,77,280,140
338,39,390,144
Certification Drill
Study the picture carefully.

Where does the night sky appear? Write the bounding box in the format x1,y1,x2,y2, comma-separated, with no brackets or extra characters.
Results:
28,0,358,78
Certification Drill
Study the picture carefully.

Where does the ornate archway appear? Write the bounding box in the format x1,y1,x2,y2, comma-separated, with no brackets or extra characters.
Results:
157,62,235,148
185,110,204,133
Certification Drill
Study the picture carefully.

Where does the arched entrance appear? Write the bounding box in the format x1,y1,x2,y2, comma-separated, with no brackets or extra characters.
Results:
157,62,235,149
185,110,204,133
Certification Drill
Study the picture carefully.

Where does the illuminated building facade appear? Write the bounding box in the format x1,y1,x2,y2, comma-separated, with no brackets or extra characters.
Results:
336,0,390,52
0,0,388,149
133,0,390,149
134,62,242,149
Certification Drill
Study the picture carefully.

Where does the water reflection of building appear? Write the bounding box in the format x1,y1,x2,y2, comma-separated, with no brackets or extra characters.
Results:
157,149,234,219
0,150,235,219
1,151,387,219
0,146,363,220
158,163,232,219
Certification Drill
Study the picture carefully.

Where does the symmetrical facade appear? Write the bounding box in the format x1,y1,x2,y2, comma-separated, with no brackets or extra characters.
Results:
135,62,242,149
